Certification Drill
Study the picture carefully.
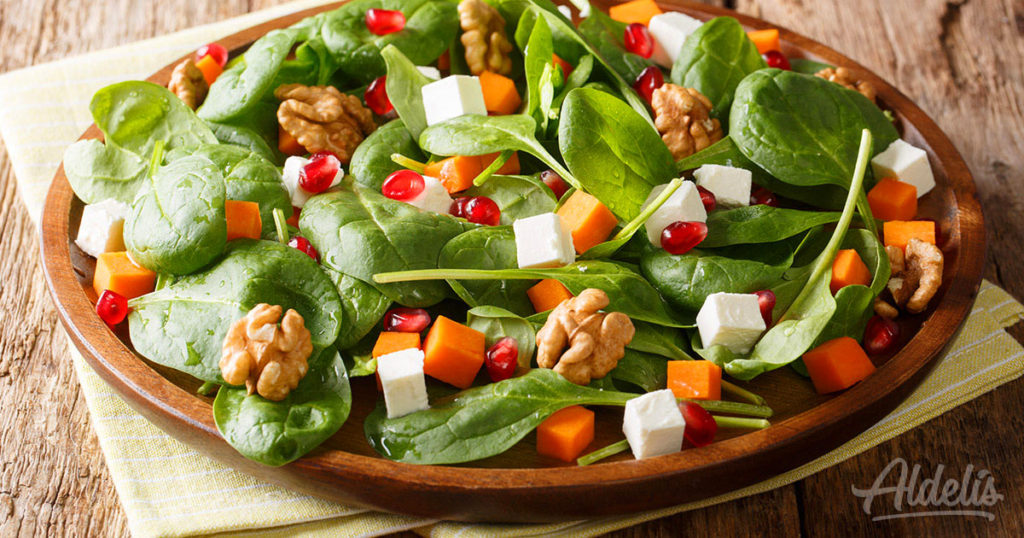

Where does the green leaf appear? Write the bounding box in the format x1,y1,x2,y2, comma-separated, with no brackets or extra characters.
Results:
521,15,555,126
464,174,557,225
204,120,282,164
380,45,434,139
701,205,843,248
814,229,890,345
607,349,667,392
466,306,537,368
438,226,535,317
577,7,653,82
350,119,426,190
325,268,392,350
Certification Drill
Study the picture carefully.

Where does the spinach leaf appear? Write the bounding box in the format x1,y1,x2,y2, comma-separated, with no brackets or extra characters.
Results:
213,348,351,466
790,58,834,75
380,45,433,139
128,240,343,383
63,141,146,204
577,7,652,82
464,174,557,224
670,17,765,118
437,226,535,317
607,349,667,392
814,229,889,344
520,15,555,128
124,156,227,275
702,206,843,248
350,119,426,190
363,368,634,464
466,306,537,367
204,120,282,164
628,320,692,360
325,268,392,350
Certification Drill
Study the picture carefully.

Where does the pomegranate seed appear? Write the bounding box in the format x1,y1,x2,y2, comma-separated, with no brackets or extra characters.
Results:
449,197,471,218
661,221,707,255
762,50,791,71
465,196,501,226
195,43,228,67
382,170,426,201
485,337,519,382
540,170,569,200
288,236,319,261
299,151,341,194
750,186,779,207
364,75,393,115
679,401,718,448
383,307,431,333
623,23,654,58
633,66,664,103
863,315,900,355
696,185,716,212
753,290,776,326
96,290,129,326
365,8,405,35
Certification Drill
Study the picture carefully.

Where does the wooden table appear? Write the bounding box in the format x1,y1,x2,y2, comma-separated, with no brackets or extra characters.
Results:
1,0,1022,535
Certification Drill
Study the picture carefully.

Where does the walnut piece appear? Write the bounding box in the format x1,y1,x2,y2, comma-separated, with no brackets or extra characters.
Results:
459,0,514,75
878,239,944,316
536,289,635,385
168,58,208,110
651,84,723,160
275,83,376,163
220,303,313,401
815,67,877,103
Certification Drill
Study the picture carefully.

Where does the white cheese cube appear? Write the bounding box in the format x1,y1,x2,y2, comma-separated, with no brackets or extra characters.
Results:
557,4,573,19
870,139,935,197
694,164,751,209
513,212,575,269
623,389,686,460
648,12,704,68
407,175,453,215
75,199,129,258
416,66,441,80
377,348,430,419
282,156,343,208
421,75,487,126
641,181,707,246
696,292,766,354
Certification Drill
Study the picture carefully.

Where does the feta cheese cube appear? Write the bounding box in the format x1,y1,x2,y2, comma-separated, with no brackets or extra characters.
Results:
75,199,130,258
377,348,430,419
407,175,453,215
622,389,686,460
513,213,575,269
416,66,441,80
648,12,704,67
557,4,573,19
694,164,752,209
641,180,707,246
696,292,766,354
421,75,487,126
282,156,342,208
870,139,935,197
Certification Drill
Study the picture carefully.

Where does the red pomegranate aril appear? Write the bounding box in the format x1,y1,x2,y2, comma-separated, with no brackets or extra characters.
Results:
696,185,717,213
750,186,779,207
753,290,776,326
679,401,718,448
541,170,569,200
383,307,432,333
863,315,900,355
762,50,791,71
288,236,319,261
364,75,393,115
96,290,129,326
299,151,341,194
449,196,471,218
195,42,228,67
661,221,708,255
382,170,426,201
366,8,405,35
633,66,664,103
623,23,654,59
485,337,519,382
465,196,501,226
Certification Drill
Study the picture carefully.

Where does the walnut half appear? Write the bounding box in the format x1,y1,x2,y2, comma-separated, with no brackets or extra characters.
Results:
652,84,723,161
459,0,514,75
815,67,877,104
876,239,944,316
275,83,376,163
220,303,313,401
536,289,635,385
168,58,208,110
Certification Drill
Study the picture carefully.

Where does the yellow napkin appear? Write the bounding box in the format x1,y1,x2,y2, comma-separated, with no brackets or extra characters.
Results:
2,2,1022,536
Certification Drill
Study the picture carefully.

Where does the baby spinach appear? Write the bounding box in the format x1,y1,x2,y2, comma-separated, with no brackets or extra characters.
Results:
204,120,282,164
64,141,146,205
519,15,556,129
628,320,692,361
464,174,557,225
380,45,433,139
213,348,351,466
325,268,392,350
790,58,834,75
466,306,537,367
363,368,634,464
701,206,843,248
814,229,889,345
437,226,535,317
128,240,343,383
350,119,426,190
577,7,652,82
606,349,668,393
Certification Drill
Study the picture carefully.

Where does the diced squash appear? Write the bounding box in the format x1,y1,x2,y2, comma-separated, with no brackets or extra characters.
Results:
802,336,876,394
552,53,573,81
556,191,620,253
93,252,156,300
883,220,936,250
479,71,522,115
480,152,521,175
195,54,224,85
372,331,422,358
667,360,722,400
536,405,595,462
422,316,486,388
225,200,262,241
867,178,918,221
285,206,300,228
424,155,483,193
278,126,306,156
437,50,450,71
608,0,662,25
830,249,872,294
527,279,573,313
747,29,780,54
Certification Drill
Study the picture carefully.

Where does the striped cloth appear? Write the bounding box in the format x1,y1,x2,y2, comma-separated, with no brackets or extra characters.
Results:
1,1,1022,536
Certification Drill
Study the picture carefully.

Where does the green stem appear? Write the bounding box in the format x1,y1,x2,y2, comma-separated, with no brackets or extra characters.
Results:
713,416,771,430
856,191,878,236
720,380,766,406
272,208,289,244
472,150,513,187
577,439,630,466
196,381,218,396
148,140,165,178
375,268,553,284
680,399,773,418
153,273,172,291
611,177,682,241
390,153,426,173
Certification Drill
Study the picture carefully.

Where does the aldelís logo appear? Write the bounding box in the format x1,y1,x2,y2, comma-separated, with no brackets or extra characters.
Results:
851,458,1004,521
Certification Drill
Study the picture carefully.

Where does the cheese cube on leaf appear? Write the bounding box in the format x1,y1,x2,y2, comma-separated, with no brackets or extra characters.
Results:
696,292,767,354
694,164,752,208
513,213,575,268
421,75,487,126
623,389,686,460
377,348,430,419
649,12,705,67
408,176,453,215
870,139,935,197
75,199,129,258
641,181,707,246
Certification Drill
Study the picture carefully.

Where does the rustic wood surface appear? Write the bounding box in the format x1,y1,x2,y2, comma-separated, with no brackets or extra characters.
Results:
0,0,1021,536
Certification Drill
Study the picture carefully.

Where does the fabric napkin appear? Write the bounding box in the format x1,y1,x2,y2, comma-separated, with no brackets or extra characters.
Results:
1,1,1023,536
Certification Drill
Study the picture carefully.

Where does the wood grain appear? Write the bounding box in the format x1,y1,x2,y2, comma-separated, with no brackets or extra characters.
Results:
1,0,1022,536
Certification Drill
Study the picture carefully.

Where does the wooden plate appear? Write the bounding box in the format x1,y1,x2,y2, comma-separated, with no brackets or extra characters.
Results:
39,0,985,522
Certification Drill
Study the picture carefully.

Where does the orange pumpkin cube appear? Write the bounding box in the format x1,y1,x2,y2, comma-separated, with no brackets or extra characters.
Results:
195,54,223,85
536,405,595,462
747,29,781,54
225,200,262,241
802,336,876,394
422,316,486,388
424,155,483,193
608,0,663,25
883,220,936,250
556,191,620,254
830,249,872,294
93,252,156,300
479,71,522,115
278,126,306,156
372,331,421,358
867,178,918,221
527,279,573,313
667,360,722,400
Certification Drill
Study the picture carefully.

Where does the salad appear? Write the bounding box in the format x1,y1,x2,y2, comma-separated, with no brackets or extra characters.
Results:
64,0,945,467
